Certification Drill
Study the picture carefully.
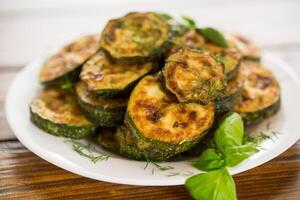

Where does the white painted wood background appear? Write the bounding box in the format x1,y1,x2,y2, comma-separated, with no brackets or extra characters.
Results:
1,0,300,139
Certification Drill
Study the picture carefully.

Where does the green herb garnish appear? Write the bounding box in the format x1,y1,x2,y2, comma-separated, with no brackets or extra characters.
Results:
185,112,262,200
181,16,196,29
65,140,109,163
197,27,228,47
166,172,180,177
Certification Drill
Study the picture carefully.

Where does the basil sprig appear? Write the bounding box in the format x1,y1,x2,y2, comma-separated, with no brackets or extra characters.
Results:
197,27,229,48
185,112,259,200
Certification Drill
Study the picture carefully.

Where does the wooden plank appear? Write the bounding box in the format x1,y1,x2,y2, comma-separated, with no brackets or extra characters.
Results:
0,140,299,199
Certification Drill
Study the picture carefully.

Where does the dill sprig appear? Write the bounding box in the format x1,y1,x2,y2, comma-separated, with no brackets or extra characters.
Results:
144,159,174,171
65,140,109,163
166,172,180,177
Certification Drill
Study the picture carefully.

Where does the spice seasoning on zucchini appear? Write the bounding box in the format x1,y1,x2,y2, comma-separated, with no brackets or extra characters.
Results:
203,41,242,80
39,35,99,85
235,61,281,125
125,75,215,161
29,88,96,138
75,81,127,126
163,48,226,104
99,12,170,64
80,51,157,97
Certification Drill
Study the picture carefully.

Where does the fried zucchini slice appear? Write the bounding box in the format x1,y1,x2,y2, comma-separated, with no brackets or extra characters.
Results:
80,51,157,97
75,81,127,126
235,61,280,125
228,34,261,61
215,69,244,115
39,35,99,85
125,75,215,161
166,30,206,58
99,12,170,64
203,41,242,80
30,88,96,138
98,127,120,153
162,48,226,104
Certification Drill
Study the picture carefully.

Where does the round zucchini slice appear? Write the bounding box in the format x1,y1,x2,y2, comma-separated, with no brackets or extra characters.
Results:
39,35,99,85
99,12,170,64
166,30,206,58
125,75,215,161
75,81,127,126
215,69,244,115
80,51,157,97
162,48,226,104
30,88,96,138
203,41,242,80
235,61,281,125
228,34,261,61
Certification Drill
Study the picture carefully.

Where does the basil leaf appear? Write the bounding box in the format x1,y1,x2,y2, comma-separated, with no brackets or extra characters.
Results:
198,27,228,47
224,143,259,167
157,12,173,21
214,112,244,153
192,148,225,171
185,167,237,200
181,16,196,29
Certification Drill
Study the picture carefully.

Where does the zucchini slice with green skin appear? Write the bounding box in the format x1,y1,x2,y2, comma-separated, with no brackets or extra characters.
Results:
215,69,244,115
166,30,206,58
75,81,127,126
162,48,226,104
39,35,99,85
99,12,170,64
30,88,96,138
203,41,242,80
98,127,120,153
125,75,215,161
228,34,261,61
235,61,281,125
80,51,157,97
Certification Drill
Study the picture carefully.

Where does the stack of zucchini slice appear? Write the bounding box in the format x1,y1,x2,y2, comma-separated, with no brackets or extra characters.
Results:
30,12,281,161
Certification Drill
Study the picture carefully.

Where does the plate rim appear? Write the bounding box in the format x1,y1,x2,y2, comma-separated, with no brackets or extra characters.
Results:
5,52,300,186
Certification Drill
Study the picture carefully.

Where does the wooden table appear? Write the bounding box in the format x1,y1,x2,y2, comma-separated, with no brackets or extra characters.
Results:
1,0,300,199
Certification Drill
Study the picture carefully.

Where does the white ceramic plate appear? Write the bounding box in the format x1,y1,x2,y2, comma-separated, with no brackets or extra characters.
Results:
5,51,300,186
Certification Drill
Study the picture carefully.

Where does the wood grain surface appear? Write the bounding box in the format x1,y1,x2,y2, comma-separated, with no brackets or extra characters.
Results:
1,140,299,200
1,1,300,199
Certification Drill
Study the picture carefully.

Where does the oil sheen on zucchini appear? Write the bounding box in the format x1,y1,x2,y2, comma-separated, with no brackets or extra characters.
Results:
125,75,215,161
235,61,280,125
39,35,99,85
30,88,96,138
99,12,170,64
80,51,157,97
75,81,127,126
163,48,225,104
203,41,242,80
215,69,244,115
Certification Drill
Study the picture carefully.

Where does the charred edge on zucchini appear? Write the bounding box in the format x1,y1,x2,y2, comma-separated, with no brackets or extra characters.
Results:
30,88,96,138
39,35,99,85
163,48,226,104
80,51,159,97
203,41,242,80
125,75,215,161
75,81,127,126
99,12,170,64
235,61,281,125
